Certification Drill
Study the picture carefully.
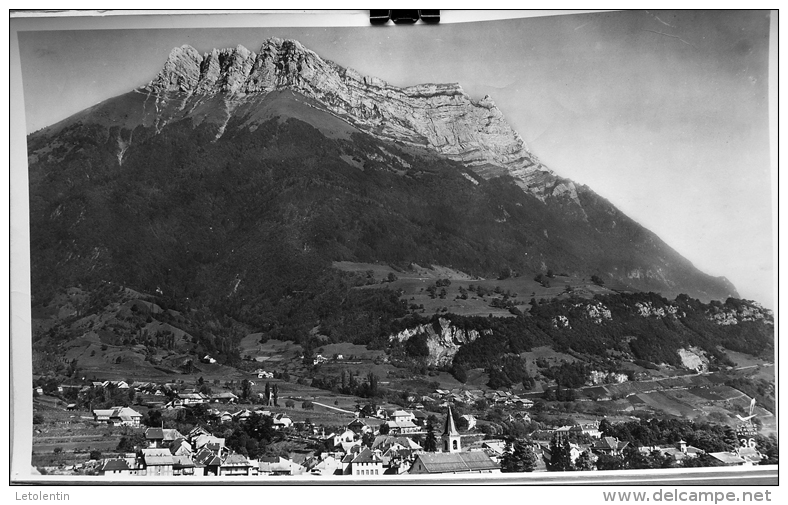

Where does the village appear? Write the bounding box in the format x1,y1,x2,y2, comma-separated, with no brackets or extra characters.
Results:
33,371,768,479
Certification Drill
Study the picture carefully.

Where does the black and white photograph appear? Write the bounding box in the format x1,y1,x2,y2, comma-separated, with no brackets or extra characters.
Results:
9,9,778,491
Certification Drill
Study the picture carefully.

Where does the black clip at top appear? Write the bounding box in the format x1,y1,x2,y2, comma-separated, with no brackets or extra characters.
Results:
369,10,440,25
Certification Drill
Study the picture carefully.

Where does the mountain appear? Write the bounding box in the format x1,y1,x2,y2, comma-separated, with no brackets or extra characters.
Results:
27,37,737,334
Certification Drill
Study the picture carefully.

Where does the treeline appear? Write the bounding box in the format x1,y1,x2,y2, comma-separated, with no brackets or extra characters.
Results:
310,371,381,398
445,292,772,374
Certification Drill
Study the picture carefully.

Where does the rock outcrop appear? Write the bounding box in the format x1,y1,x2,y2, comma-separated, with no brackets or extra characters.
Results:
389,318,490,367
143,38,579,205
706,301,773,326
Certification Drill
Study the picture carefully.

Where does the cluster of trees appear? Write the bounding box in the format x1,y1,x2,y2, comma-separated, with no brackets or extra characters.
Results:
485,355,534,390
445,292,772,382
500,438,539,472
541,384,577,402
541,361,590,389
63,383,135,410
310,371,381,398
219,413,279,459
598,417,737,454
534,273,550,288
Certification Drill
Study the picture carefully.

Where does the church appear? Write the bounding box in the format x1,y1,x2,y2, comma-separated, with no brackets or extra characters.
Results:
408,406,499,475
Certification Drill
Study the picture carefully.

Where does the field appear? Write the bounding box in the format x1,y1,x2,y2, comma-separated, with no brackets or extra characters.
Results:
333,261,619,318
32,396,138,473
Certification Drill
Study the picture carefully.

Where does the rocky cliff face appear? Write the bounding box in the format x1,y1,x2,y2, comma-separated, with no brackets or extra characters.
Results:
143,38,578,204
390,318,491,367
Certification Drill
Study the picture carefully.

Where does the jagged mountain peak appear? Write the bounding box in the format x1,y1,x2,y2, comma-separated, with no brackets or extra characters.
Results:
140,38,569,203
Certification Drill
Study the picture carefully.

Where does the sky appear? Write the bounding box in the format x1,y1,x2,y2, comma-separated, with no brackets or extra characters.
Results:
13,10,775,308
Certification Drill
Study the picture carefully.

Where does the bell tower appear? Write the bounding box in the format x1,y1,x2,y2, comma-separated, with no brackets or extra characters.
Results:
442,406,461,453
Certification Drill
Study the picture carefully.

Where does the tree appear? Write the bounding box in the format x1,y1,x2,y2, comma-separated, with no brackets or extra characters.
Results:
451,362,468,383
241,379,252,402
547,435,573,471
623,444,652,470
285,399,295,409
301,400,314,410
272,384,279,406
575,449,596,471
596,453,625,471
116,431,146,452
424,420,438,452
143,409,162,427
501,439,538,473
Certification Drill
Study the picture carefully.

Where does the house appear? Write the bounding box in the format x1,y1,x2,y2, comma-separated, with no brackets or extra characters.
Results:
390,410,415,423
350,448,384,477
145,427,184,448
328,430,359,454
385,419,419,435
169,438,192,457
336,429,357,444
92,406,143,427
92,409,114,423
187,426,212,442
543,441,593,467
193,434,226,452
642,440,703,463
737,447,763,465
259,456,306,476
201,355,217,364
708,451,749,466
109,406,143,427
103,380,130,389
512,397,535,409
409,452,499,474
411,410,428,427
467,439,507,462
193,447,222,476
135,394,167,408
272,413,293,429
591,436,629,456
348,417,385,435
371,435,422,452
139,448,174,476
176,392,208,406
100,458,135,476
309,455,343,476
210,392,238,404
381,447,416,474
171,455,195,476
232,409,254,423
220,453,253,476
460,414,477,430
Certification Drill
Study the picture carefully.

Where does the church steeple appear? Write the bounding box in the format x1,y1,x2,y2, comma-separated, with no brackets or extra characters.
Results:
442,406,461,453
